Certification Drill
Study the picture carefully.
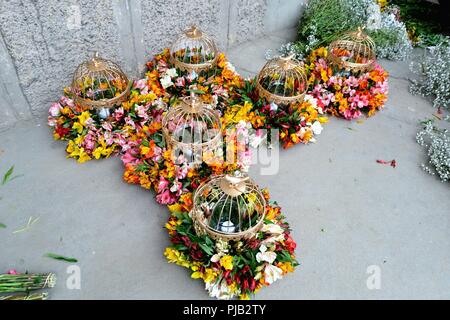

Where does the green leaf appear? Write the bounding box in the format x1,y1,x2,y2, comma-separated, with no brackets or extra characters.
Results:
44,253,78,263
198,243,214,256
186,89,205,95
2,166,14,185
0,223,6,229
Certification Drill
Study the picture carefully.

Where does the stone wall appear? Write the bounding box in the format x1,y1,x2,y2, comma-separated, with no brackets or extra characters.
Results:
0,0,305,131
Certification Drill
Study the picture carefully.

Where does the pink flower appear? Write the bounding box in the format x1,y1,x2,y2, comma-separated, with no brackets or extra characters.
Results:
170,180,183,196
212,84,227,97
136,105,149,119
175,77,186,87
60,96,74,107
151,145,163,162
121,151,139,165
157,176,170,192
7,269,18,275
48,117,57,127
350,94,369,109
175,165,188,180
125,116,136,129
113,107,125,122
343,108,361,120
83,134,96,151
49,102,62,117
345,76,360,88
157,60,169,73
102,121,113,132
156,190,176,205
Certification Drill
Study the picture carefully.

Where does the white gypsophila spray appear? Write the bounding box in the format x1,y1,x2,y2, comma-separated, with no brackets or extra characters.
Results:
371,11,413,60
285,0,412,60
410,41,450,110
416,117,450,182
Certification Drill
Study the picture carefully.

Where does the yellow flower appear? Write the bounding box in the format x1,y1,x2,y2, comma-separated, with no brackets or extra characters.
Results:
164,248,190,268
77,149,91,163
167,203,183,213
277,262,295,274
239,293,250,300
219,255,233,271
66,140,75,153
140,146,151,156
203,268,217,283
73,122,83,134
92,147,103,160
77,111,91,126
61,106,72,115
74,135,84,145
318,116,328,124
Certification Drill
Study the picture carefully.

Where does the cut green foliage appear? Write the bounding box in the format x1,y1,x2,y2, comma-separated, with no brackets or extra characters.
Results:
1,165,23,185
44,253,78,263
2,166,14,185
0,273,56,293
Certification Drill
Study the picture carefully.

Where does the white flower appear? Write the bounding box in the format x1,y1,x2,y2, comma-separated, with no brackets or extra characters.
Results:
166,68,178,78
205,280,235,300
160,75,174,88
256,244,277,264
261,223,284,235
263,233,285,245
311,121,323,135
269,102,278,111
225,62,236,73
264,264,283,285
304,94,318,108
210,253,222,263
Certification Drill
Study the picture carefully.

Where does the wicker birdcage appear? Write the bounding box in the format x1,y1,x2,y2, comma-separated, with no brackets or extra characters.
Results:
71,52,131,118
327,27,376,73
192,173,266,241
170,25,218,73
256,54,308,105
162,95,222,165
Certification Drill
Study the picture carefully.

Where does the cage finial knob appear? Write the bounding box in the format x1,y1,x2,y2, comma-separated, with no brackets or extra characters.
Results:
92,51,101,67
185,25,202,38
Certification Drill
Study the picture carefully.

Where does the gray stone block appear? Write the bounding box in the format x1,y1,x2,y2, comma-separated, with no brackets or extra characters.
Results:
0,0,306,129
0,0,123,116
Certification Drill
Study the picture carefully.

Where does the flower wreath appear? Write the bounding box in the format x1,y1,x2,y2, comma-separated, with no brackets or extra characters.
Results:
48,49,243,163
225,80,328,149
305,47,389,120
164,188,298,300
47,85,162,163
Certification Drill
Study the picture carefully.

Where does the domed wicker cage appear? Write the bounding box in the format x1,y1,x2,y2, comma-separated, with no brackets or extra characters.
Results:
192,173,266,241
162,95,222,165
327,27,376,73
71,52,131,117
256,54,308,105
170,25,218,73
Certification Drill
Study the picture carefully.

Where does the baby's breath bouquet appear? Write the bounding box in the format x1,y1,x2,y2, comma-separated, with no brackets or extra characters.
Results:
410,41,450,110
416,118,450,182
281,0,412,60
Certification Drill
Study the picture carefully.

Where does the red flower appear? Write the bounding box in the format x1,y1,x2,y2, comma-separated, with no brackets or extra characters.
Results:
55,125,70,137
181,235,192,247
190,243,203,261
241,265,250,274
285,233,297,254
247,239,261,250
242,279,249,291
